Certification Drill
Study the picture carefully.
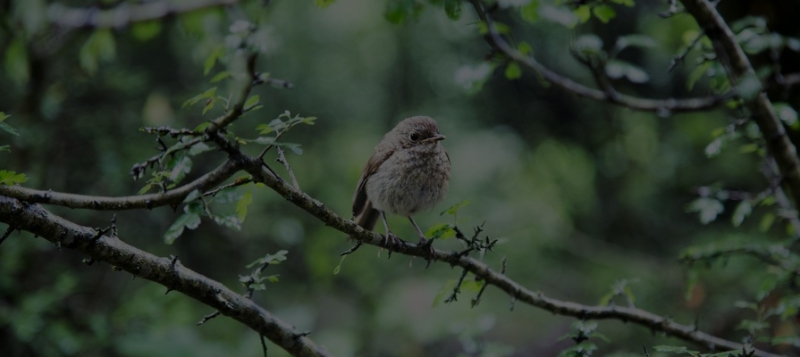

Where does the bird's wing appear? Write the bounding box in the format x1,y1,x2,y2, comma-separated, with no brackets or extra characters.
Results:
352,147,393,218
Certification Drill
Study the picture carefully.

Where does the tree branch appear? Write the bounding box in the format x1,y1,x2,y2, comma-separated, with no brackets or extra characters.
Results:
47,0,241,30
229,154,784,357
468,0,733,113
0,160,241,210
680,0,800,207
0,160,242,210
0,195,330,357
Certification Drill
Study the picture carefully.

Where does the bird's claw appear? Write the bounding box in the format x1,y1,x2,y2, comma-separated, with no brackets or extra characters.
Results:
418,237,434,255
383,232,403,248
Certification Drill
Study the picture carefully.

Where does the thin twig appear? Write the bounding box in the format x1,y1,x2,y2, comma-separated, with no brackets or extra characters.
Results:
0,225,14,246
276,147,300,190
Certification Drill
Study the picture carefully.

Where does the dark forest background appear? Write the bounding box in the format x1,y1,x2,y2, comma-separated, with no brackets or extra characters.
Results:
1,0,799,356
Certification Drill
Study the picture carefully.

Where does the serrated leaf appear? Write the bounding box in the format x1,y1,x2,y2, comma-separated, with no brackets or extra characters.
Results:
236,189,253,222
168,155,192,183
425,223,456,240
213,215,242,230
244,95,260,109
183,189,202,203
504,62,522,80
0,170,28,185
592,5,616,23
183,87,217,108
246,250,288,268
164,213,201,244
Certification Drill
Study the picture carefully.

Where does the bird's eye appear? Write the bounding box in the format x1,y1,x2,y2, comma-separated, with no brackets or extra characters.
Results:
409,133,420,142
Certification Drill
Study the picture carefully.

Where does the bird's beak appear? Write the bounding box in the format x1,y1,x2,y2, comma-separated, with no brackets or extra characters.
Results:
423,134,446,143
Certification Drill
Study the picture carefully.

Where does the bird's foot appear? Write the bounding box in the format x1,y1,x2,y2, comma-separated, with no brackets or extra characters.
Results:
417,236,435,255
383,232,403,248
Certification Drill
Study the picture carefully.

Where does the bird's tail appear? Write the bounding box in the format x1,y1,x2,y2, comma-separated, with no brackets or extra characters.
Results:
350,202,379,239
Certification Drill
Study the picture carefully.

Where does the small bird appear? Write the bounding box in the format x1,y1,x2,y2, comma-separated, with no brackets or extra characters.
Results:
352,116,451,247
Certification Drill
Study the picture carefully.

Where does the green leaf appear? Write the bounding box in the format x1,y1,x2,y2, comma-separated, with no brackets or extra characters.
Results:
592,5,616,23
540,4,578,28
0,112,9,122
213,215,242,230
520,1,540,23
236,190,253,222
204,48,223,75
605,60,649,83
573,5,591,23
441,199,471,216
517,41,533,55
4,38,29,85
0,145,10,153
183,87,218,108
0,170,28,185
0,121,19,136
759,212,775,232
188,142,213,156
739,143,759,154
425,223,456,240
79,29,116,75
614,34,657,52
164,213,201,244
687,198,724,224
705,137,724,157
574,34,603,55
737,72,762,100
131,21,162,41
443,0,461,20
202,97,216,115
773,102,798,126
687,62,712,90
209,71,231,83
244,95,260,109
731,200,752,227
504,62,522,80
278,142,303,155
168,155,192,183
653,346,699,355
385,0,424,24
246,250,288,268
183,189,202,203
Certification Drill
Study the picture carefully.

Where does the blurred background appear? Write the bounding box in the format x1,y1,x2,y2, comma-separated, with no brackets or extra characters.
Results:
1,0,799,356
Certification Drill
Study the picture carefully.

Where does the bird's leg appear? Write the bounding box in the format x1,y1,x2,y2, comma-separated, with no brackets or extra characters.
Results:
408,216,434,251
380,211,402,247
